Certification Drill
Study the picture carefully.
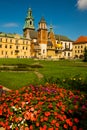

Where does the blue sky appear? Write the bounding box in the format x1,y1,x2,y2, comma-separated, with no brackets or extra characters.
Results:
0,0,87,40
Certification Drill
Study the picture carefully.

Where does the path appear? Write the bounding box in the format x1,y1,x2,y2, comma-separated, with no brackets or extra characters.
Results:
34,71,43,80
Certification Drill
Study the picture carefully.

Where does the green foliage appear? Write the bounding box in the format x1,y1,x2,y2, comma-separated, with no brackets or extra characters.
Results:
42,75,87,93
83,47,87,62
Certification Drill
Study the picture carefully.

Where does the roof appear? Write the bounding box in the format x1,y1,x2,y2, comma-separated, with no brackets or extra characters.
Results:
39,17,46,23
29,30,37,39
55,35,73,42
74,36,87,44
0,32,27,40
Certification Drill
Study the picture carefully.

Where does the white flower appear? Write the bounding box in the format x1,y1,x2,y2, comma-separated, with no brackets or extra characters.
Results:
10,123,13,128
19,107,22,110
18,123,20,127
26,102,29,104
11,106,15,109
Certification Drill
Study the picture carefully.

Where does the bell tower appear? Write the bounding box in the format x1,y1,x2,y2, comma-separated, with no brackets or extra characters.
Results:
23,8,35,39
48,24,56,47
38,17,48,58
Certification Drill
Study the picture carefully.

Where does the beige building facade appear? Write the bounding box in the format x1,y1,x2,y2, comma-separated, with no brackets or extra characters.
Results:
0,33,31,58
73,36,87,59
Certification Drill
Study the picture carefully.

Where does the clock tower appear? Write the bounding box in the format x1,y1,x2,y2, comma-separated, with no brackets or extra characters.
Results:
38,17,48,58
23,8,35,39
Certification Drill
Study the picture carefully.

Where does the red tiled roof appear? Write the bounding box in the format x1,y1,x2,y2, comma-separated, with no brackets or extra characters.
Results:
74,36,87,44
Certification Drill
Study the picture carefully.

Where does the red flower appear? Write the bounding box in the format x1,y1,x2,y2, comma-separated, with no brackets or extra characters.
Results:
40,127,44,130
68,121,73,127
36,122,39,127
72,125,77,130
63,124,68,129
0,109,2,115
44,111,51,117
25,127,29,130
51,119,56,125
55,122,60,127
48,127,54,130
74,118,79,123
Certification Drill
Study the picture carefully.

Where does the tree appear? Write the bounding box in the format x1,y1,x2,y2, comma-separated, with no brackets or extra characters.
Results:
83,47,87,62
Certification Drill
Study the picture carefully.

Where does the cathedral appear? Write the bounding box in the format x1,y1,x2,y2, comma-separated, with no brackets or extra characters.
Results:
1,8,84,59
23,8,73,59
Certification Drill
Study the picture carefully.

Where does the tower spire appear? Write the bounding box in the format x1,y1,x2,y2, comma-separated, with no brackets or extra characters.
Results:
23,8,35,31
49,24,53,33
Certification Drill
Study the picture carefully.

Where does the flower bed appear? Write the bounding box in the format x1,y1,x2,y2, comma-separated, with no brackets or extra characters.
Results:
0,84,87,130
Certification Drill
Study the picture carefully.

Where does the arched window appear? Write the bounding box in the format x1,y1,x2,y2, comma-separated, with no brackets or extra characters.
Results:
30,21,32,25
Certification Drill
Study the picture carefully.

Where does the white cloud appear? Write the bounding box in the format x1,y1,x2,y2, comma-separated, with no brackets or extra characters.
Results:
2,23,19,27
77,0,87,10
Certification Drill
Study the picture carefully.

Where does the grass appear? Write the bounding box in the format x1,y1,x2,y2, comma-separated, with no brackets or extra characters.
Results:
0,58,87,90
38,60,87,79
0,71,38,90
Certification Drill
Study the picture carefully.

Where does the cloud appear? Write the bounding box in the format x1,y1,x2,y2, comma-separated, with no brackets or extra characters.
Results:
2,22,19,27
77,0,87,10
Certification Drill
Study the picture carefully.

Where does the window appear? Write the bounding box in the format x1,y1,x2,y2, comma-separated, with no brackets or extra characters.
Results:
75,46,77,48
23,46,24,50
65,43,67,48
1,51,3,55
16,39,18,44
30,21,32,25
64,52,66,56
78,50,80,53
43,49,45,53
30,12,32,16
6,38,8,43
5,45,7,48
69,43,70,49
11,51,13,55
10,39,12,43
5,51,7,55
68,52,70,56
16,46,18,49
23,41,25,44
26,41,28,44
0,44,2,48
10,45,12,49
81,50,83,53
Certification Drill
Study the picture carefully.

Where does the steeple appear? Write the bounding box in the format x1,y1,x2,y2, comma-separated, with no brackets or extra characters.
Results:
38,16,47,30
48,24,56,47
23,8,35,31
49,24,53,33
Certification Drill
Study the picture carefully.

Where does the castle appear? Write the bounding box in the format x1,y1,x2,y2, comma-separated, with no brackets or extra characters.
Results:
0,8,87,59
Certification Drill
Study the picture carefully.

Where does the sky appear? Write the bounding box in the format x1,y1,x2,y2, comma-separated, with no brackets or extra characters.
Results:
0,0,87,41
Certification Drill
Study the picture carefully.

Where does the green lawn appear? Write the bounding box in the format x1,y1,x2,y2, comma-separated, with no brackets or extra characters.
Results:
0,58,87,89
38,60,87,79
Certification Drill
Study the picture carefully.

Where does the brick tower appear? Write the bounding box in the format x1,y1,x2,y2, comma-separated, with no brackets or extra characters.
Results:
37,17,48,58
